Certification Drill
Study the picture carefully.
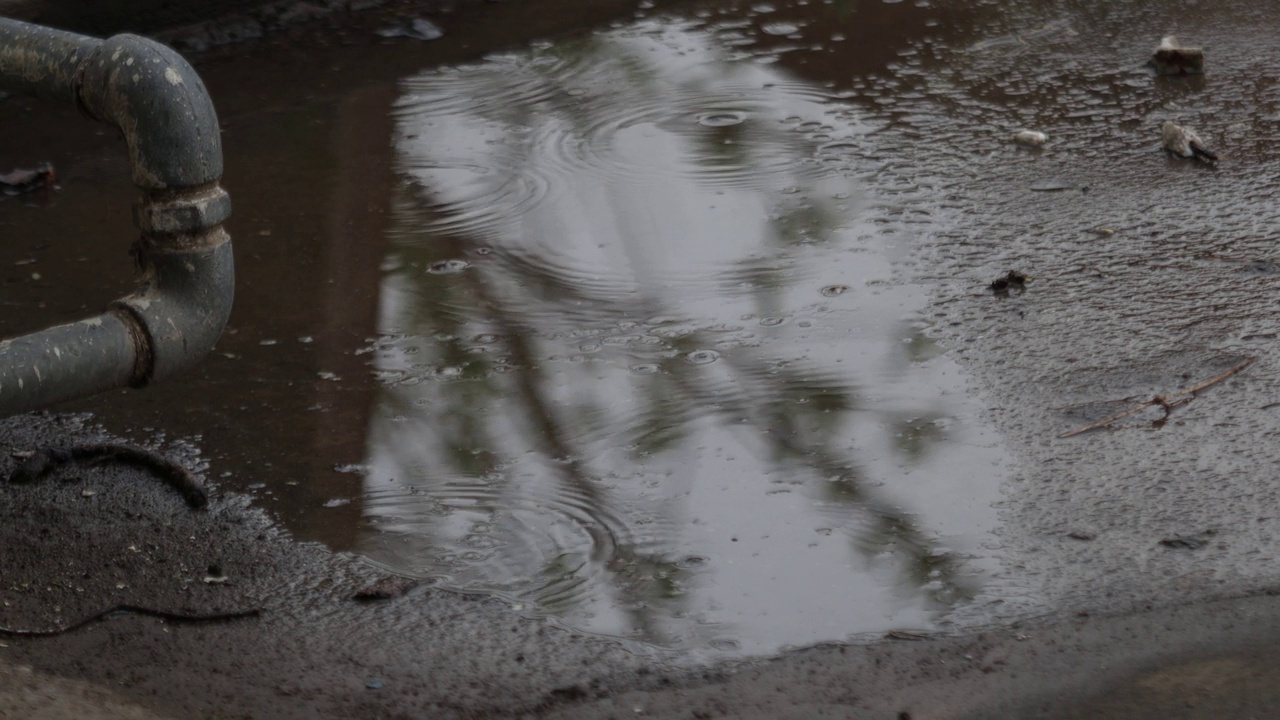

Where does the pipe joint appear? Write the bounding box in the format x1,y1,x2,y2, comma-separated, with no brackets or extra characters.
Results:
113,233,234,385
134,184,232,236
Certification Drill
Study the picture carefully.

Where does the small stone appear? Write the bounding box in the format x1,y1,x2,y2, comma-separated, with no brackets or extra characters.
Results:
353,574,420,601
1150,36,1204,76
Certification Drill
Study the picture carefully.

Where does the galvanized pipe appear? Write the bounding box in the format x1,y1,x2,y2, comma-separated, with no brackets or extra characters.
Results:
0,19,233,415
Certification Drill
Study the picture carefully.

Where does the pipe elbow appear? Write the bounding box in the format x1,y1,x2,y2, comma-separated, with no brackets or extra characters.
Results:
77,33,234,385
0,20,233,414
114,235,235,385
77,33,222,189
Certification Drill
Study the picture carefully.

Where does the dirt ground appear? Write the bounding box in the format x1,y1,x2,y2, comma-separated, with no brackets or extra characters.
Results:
3,413,1280,719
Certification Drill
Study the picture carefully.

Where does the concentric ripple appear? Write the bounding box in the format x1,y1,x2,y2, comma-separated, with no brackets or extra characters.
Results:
526,75,869,192
393,25,876,299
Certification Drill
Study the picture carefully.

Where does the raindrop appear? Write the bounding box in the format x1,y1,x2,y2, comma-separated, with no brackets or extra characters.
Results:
820,284,850,297
629,363,660,375
709,638,742,651
473,333,498,344
697,111,747,127
759,316,786,326
1029,178,1078,192
685,350,721,365
675,555,709,569
427,259,471,274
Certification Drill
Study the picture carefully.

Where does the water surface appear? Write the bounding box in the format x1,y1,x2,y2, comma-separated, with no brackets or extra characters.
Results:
354,15,1011,654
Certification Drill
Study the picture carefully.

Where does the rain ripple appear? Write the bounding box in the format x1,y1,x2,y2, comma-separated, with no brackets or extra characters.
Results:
364,470,646,611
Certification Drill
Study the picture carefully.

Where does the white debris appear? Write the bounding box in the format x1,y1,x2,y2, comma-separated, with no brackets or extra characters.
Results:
1161,121,1216,161
1012,129,1047,147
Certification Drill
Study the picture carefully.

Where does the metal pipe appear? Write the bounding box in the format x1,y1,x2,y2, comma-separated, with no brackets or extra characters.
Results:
0,19,233,415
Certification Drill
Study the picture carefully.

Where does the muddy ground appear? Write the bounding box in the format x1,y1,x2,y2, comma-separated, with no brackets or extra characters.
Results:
5,411,1280,720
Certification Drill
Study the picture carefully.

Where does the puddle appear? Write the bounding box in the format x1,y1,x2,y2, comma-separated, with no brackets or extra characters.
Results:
354,18,1010,655
0,0,1095,659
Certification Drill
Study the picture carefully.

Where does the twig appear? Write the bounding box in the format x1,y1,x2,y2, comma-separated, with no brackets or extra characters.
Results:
8,443,208,509
1058,356,1255,439
0,606,259,637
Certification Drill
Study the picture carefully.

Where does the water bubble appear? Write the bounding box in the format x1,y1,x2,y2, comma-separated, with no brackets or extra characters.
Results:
697,111,747,127
685,350,721,365
473,333,498,344
675,555,709,569
759,316,786,326
820,284,850,297
427,259,471,274
629,363,661,375
761,22,800,36
818,140,859,154
591,334,626,348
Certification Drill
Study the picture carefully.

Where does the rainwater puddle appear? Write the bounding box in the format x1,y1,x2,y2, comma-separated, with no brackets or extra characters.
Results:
0,0,1066,661
355,18,1010,656
2,0,1278,665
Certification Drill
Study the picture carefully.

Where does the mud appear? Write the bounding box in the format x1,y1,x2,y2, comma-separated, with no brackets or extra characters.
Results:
0,415,676,718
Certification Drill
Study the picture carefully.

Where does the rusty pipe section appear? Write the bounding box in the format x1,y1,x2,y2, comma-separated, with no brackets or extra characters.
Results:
0,19,233,415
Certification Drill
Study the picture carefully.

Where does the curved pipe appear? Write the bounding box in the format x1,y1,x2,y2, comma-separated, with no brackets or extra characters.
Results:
0,19,233,415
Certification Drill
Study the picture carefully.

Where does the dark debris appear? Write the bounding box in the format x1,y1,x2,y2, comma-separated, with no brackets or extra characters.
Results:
990,270,1031,296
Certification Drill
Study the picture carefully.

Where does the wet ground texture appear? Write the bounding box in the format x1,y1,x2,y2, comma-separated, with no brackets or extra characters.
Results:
7,0,1280,716
0,416,678,718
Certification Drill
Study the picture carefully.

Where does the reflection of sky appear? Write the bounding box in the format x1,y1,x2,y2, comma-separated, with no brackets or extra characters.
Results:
359,21,1009,657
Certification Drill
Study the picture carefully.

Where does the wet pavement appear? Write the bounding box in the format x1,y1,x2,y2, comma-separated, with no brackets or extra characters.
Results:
6,0,1280,716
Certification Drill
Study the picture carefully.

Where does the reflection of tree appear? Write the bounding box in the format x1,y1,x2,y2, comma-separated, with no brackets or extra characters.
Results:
659,351,976,609
367,29,976,646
